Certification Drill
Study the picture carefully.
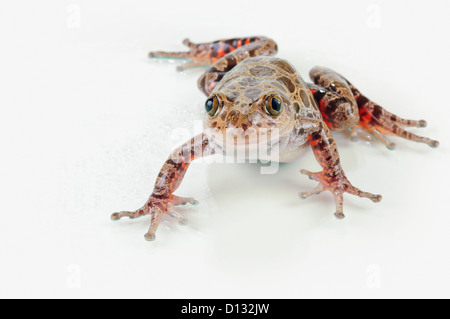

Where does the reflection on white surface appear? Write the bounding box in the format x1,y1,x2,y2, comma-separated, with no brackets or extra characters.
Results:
0,0,449,299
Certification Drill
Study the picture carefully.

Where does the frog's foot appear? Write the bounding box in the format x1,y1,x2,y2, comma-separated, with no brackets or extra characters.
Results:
172,195,199,206
359,124,397,150
111,194,198,241
299,185,325,199
349,127,359,142
359,103,439,149
300,169,382,219
149,38,213,71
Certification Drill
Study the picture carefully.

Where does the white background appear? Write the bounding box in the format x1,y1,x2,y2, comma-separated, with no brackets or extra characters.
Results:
1,0,449,298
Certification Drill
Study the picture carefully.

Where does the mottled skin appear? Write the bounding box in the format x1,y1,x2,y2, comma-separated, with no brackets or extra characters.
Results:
113,36,437,241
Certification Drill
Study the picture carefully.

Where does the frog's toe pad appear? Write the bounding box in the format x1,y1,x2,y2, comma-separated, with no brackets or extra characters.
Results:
173,195,199,206
334,212,346,220
298,186,324,199
111,208,149,221
300,169,320,181
144,233,156,241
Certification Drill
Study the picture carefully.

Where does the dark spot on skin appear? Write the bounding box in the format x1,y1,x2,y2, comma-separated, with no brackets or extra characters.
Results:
270,81,287,93
211,44,219,57
293,102,300,113
215,73,225,83
300,90,310,107
211,121,217,128
224,55,238,70
220,111,228,121
226,91,240,102
355,94,369,107
249,65,276,77
227,110,240,126
256,123,262,127
223,45,231,54
242,123,248,131
272,59,296,74
278,76,296,93
326,99,339,114
244,88,262,100
372,105,383,119
238,77,259,87
311,132,321,141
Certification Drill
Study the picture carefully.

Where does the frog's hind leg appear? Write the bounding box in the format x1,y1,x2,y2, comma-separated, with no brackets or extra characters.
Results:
345,75,439,148
375,107,427,128
310,66,439,148
198,37,278,95
149,36,276,73
359,122,396,150
357,98,439,148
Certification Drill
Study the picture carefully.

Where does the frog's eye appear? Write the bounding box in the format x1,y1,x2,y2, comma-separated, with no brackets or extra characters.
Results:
265,94,283,117
205,95,220,117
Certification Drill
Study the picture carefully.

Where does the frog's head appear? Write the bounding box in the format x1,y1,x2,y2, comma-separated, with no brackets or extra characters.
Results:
204,72,297,157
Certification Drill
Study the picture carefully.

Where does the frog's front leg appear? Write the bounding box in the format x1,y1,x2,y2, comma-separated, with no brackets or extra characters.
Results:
111,133,214,241
297,119,382,219
354,93,439,149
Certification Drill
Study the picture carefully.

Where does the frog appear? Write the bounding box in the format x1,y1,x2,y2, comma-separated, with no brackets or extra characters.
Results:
111,36,438,241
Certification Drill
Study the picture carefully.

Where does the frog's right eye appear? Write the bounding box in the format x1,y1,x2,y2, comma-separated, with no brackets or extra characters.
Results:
205,95,220,117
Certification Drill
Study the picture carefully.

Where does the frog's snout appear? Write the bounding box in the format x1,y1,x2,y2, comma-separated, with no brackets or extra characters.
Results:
224,110,254,132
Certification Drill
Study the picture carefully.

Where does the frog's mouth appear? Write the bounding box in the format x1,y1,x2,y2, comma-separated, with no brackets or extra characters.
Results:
205,127,288,159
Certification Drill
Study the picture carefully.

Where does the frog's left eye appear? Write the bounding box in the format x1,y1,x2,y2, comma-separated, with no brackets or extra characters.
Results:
205,95,220,117
265,94,283,117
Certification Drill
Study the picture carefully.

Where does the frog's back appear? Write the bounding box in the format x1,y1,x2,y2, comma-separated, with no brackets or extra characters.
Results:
214,56,322,121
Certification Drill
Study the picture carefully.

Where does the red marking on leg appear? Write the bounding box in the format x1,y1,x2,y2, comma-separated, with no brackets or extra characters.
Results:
359,108,372,124
317,97,336,129
217,43,225,58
